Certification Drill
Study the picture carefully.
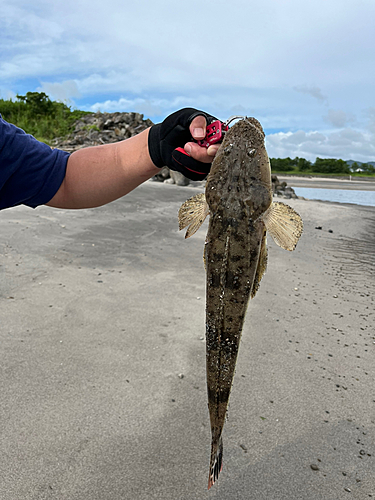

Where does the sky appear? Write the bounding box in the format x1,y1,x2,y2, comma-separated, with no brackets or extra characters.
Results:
1,0,375,162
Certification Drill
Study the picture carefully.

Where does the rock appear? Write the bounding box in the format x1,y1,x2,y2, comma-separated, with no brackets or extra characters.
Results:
170,170,190,186
151,166,171,183
271,175,298,199
52,111,153,153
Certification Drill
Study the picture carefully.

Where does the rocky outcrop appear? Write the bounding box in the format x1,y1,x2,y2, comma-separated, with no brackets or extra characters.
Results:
52,111,153,152
272,175,298,199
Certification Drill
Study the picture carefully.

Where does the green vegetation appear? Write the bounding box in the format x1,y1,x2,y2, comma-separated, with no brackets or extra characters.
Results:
0,92,91,143
270,156,375,176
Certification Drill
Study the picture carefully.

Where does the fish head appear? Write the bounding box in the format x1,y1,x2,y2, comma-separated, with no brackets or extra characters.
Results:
205,118,272,220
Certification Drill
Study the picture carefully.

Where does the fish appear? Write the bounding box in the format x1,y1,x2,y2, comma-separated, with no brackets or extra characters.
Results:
178,117,303,489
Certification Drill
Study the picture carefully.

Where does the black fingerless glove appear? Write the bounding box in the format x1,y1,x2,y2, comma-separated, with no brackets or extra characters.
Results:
148,107,217,181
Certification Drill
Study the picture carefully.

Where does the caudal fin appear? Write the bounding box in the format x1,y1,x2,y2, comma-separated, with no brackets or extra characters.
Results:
208,437,223,490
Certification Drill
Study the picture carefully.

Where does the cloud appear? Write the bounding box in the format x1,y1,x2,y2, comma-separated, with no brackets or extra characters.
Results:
323,109,355,128
293,85,328,103
367,107,375,133
266,128,375,163
1,4,64,44
88,94,219,121
88,96,188,118
0,88,17,100
1,0,374,162
228,104,248,116
38,80,81,103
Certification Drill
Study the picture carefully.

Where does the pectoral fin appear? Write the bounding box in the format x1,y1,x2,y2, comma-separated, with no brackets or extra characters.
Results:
178,193,210,239
251,228,267,299
262,202,303,251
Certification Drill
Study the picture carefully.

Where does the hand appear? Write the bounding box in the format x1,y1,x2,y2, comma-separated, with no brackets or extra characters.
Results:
148,108,220,181
184,115,220,162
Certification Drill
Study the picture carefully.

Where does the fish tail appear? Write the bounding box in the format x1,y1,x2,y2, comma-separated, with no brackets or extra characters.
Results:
208,436,223,490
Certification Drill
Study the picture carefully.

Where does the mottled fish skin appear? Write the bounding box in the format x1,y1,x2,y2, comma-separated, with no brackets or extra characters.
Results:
178,117,303,489
205,118,272,489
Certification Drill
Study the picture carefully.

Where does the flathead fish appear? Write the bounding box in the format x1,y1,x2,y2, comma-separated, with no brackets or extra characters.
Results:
178,117,303,489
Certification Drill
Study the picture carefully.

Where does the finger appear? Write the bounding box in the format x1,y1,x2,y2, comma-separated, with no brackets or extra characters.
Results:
189,115,207,140
184,141,219,164
207,144,220,157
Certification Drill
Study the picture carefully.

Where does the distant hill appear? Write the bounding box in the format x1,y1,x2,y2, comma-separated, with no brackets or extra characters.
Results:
346,159,375,169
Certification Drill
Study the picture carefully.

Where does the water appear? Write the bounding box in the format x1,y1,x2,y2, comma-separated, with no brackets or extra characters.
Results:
293,187,375,207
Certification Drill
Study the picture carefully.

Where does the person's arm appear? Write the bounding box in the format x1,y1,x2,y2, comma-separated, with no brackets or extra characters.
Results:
46,128,156,209
46,114,218,210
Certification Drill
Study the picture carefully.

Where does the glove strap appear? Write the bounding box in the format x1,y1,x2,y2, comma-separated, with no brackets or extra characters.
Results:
148,123,163,168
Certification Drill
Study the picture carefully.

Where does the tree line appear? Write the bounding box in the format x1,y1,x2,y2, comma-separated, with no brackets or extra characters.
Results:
270,156,374,175
0,91,89,142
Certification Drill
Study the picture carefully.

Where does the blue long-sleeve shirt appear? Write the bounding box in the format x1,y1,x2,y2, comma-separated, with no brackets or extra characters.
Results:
0,115,69,210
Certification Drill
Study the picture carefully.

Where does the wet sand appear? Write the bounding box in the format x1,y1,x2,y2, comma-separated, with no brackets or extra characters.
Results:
0,181,374,499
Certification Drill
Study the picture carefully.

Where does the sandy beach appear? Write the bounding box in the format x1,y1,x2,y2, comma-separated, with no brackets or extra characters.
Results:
0,181,374,499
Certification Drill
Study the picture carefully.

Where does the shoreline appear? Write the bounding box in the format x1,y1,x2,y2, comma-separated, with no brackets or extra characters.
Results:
160,177,375,208
279,195,375,211
277,175,375,191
